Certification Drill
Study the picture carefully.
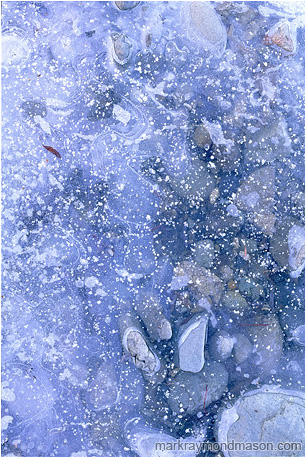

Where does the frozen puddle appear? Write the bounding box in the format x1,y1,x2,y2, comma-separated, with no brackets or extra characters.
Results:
1,1,305,457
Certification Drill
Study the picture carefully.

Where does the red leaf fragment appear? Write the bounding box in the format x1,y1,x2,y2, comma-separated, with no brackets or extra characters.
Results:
43,145,61,158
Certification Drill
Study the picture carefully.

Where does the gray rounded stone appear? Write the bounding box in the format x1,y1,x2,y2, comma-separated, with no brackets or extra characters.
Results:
221,290,248,313
183,2,227,57
232,333,253,364
217,386,305,457
243,314,284,376
208,330,235,362
167,360,228,416
193,239,215,268
193,125,212,150
115,1,140,11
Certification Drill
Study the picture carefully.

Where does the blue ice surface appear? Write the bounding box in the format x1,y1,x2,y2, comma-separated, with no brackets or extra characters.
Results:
1,1,305,457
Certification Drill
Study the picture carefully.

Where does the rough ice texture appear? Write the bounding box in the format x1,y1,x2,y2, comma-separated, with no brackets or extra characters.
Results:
1,0,304,456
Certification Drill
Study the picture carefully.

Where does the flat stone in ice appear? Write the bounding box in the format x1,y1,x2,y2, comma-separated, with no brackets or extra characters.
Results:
178,313,209,373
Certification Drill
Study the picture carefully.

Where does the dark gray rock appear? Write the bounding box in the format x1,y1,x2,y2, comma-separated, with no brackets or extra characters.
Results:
21,100,47,118
192,239,214,268
166,360,228,416
243,314,284,376
221,290,248,313
193,124,212,150
232,333,253,364
115,1,140,11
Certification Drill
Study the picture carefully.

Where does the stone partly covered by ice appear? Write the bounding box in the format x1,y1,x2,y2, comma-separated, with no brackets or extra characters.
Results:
136,292,172,341
208,330,235,363
243,314,283,377
169,274,190,291
264,20,296,54
235,166,276,235
289,325,305,347
192,239,215,269
113,104,131,125
86,361,119,410
193,124,212,150
182,2,227,57
270,219,305,278
178,313,209,373
216,386,305,457
170,261,224,304
171,158,216,205
288,224,305,278
125,417,200,457
232,333,253,364
244,120,292,167
2,33,32,67
226,204,242,218
84,276,99,288
221,290,248,313
1,415,14,431
110,32,133,66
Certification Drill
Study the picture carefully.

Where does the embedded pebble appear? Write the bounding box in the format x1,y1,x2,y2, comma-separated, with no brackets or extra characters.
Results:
86,362,119,410
221,290,248,313
208,330,235,362
184,2,227,57
111,32,132,66
135,292,172,341
193,124,212,150
115,1,140,11
167,361,229,416
235,166,276,235
244,314,284,377
192,239,215,268
232,333,253,364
